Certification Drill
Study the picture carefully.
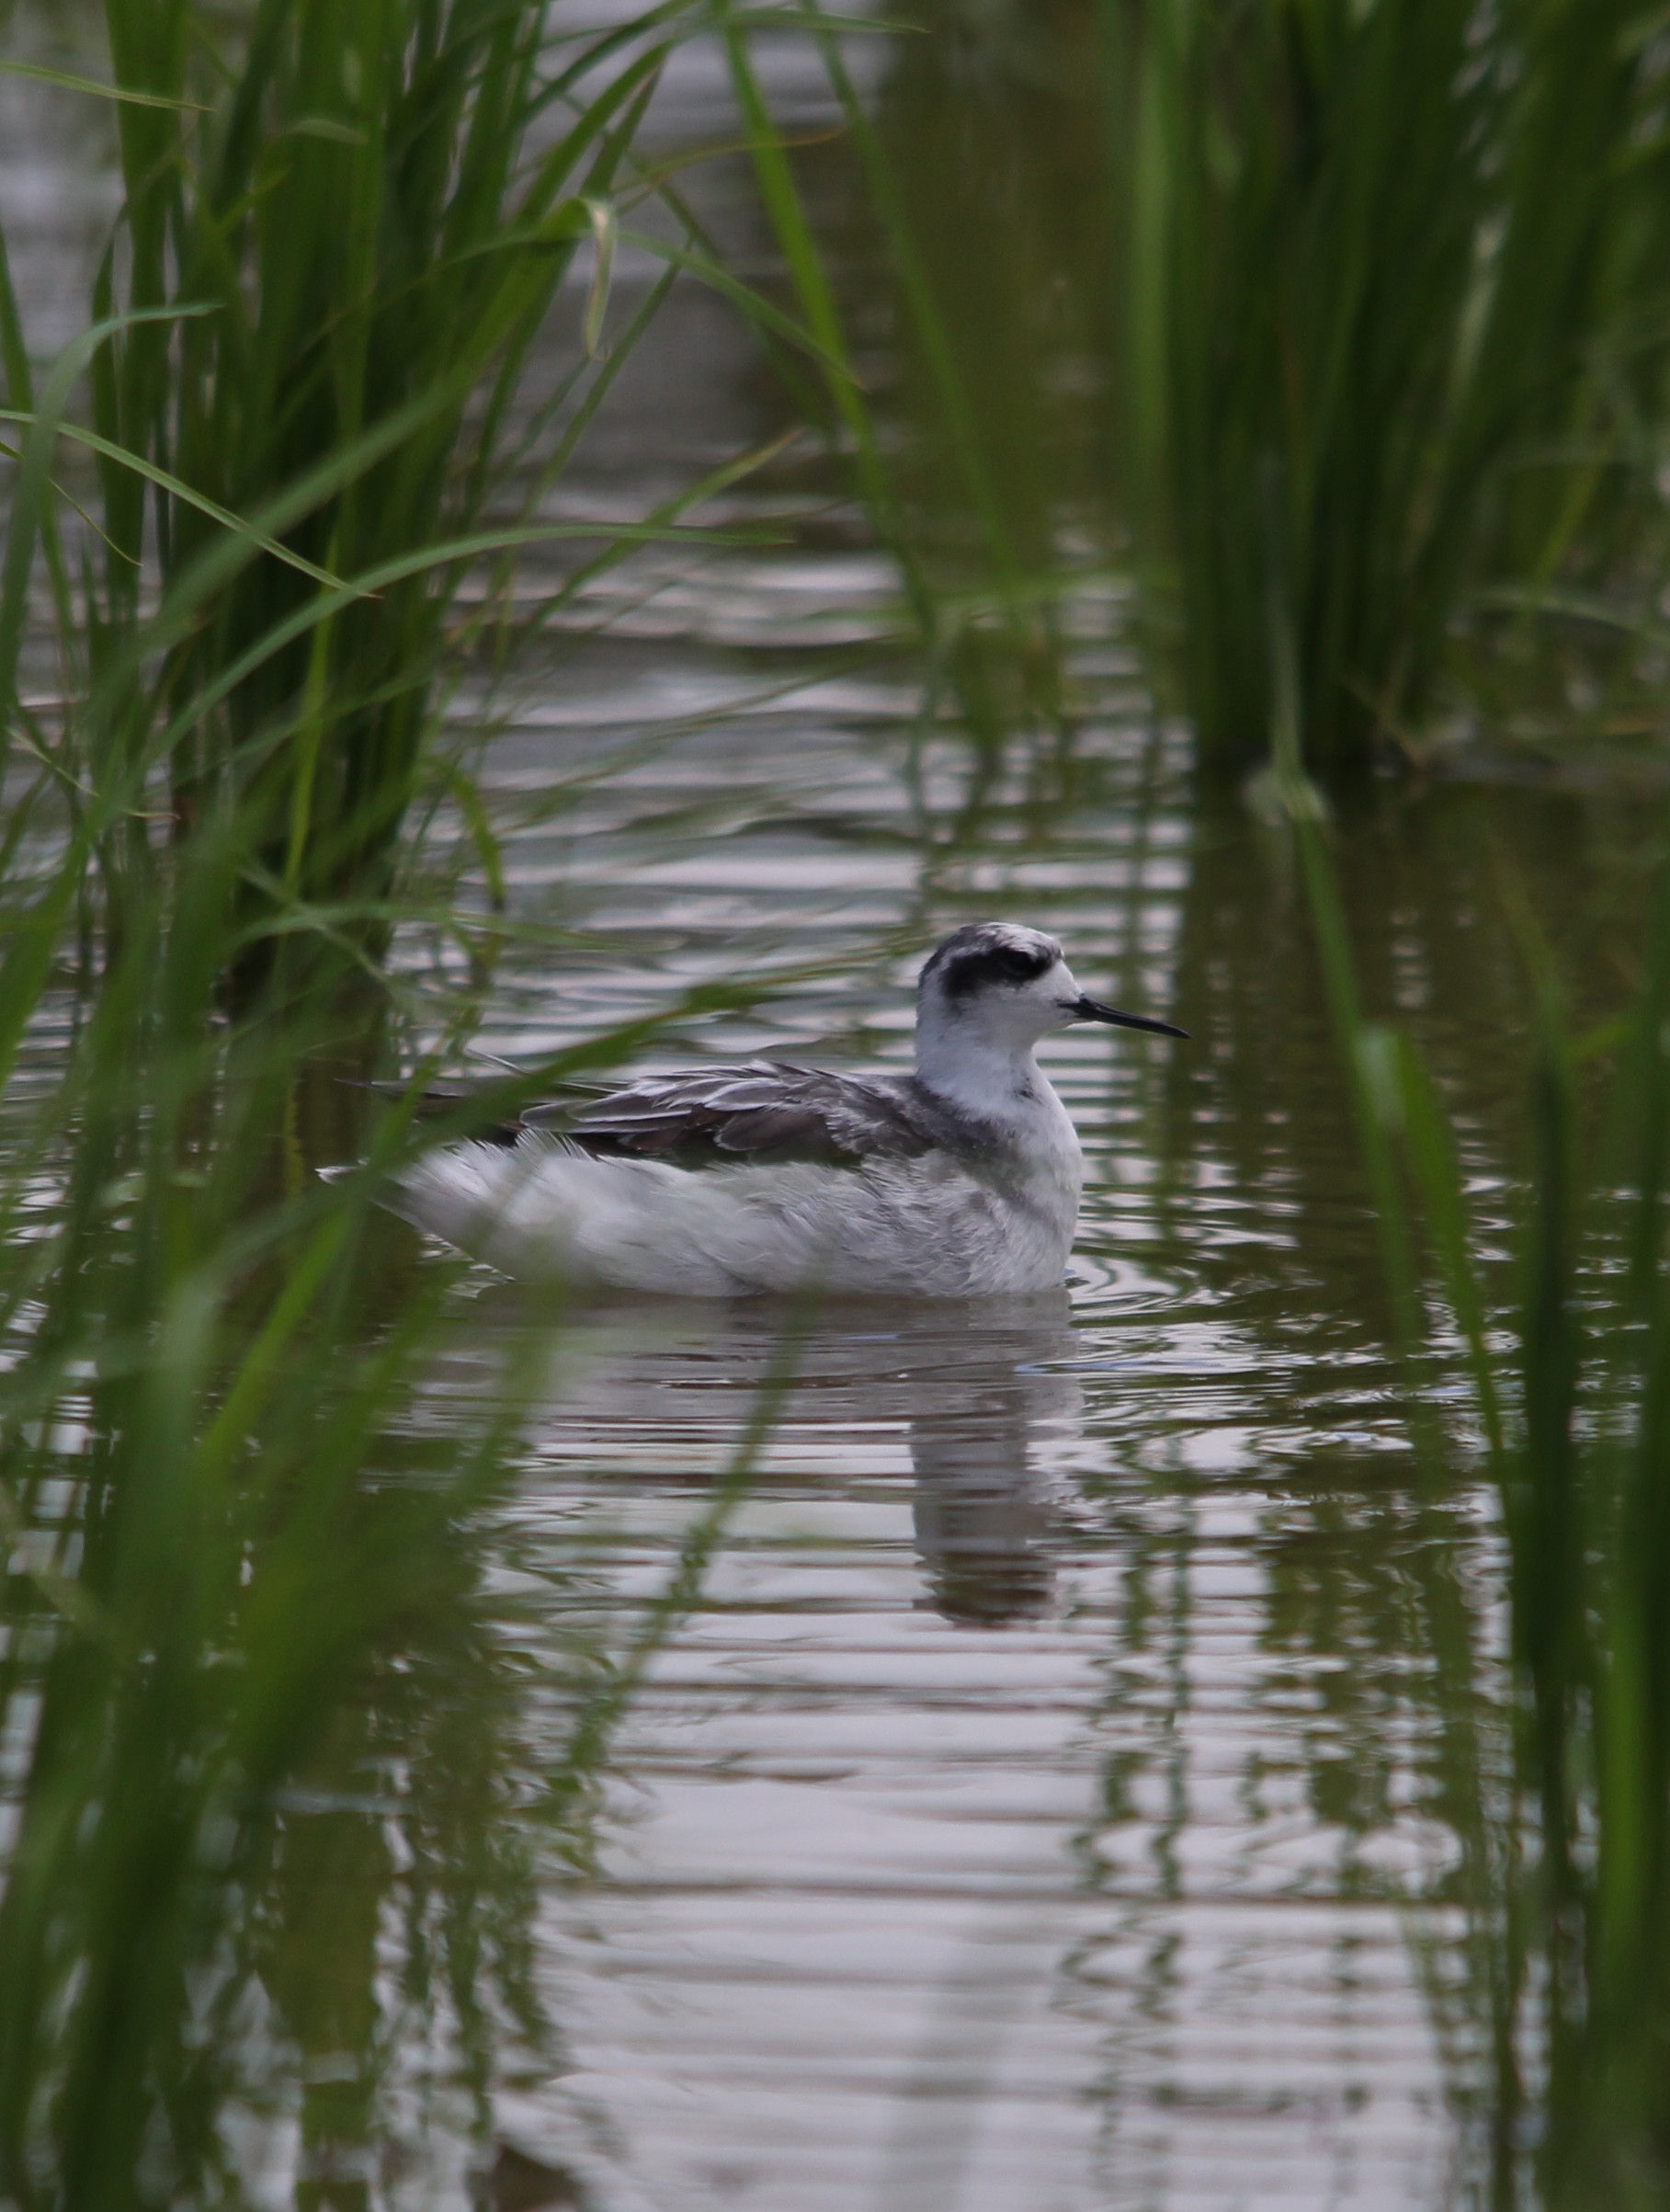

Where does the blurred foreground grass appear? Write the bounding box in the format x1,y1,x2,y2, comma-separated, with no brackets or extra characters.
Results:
0,2,800,2196
1287,775,1670,2204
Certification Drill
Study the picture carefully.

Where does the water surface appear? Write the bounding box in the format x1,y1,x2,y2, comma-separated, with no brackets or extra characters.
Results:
392,702,1624,2212
3,14,1660,2208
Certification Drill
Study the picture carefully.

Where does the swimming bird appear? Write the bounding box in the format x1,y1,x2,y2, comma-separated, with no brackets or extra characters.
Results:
381,922,1186,1298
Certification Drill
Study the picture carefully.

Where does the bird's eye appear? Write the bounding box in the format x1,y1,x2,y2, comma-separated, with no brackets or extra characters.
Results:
994,947,1043,982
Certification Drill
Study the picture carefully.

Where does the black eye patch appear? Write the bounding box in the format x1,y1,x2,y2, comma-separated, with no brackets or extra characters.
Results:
942,943,1051,998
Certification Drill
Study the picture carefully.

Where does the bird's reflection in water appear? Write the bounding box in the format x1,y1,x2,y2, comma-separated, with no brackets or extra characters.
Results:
909,1377,1062,1625
475,1286,1084,1627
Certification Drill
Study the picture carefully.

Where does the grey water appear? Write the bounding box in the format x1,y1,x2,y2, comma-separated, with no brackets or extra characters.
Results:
2,10,1660,2209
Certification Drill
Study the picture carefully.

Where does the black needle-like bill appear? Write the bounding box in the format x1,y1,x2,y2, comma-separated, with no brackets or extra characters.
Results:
1069,996,1189,1041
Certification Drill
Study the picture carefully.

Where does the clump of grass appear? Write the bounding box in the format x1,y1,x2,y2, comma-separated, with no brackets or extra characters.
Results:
0,9,820,2189
0,0,746,993
0,775,507,2197
1290,772,1670,2199
0,738,779,2198
1099,0,1670,780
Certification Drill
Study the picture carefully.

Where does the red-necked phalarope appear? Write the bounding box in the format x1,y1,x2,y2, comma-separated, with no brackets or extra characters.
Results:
380,922,1187,1297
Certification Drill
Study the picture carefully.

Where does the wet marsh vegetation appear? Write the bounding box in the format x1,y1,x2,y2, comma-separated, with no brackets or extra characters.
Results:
6,2,1670,2206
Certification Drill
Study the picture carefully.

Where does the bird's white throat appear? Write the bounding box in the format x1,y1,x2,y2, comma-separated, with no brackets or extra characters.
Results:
915,1018,1061,1132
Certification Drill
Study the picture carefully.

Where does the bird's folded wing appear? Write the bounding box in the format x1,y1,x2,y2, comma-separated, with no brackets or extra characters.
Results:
522,1061,937,1168
355,1077,528,1143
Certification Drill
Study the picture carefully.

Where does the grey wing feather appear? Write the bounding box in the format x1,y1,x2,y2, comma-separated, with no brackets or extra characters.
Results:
521,1061,937,1168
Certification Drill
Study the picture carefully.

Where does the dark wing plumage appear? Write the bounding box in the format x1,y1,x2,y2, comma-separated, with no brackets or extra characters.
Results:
522,1061,937,1169
356,1077,526,1144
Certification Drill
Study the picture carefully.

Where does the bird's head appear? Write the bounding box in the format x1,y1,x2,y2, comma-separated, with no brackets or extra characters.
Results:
916,922,1187,1058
